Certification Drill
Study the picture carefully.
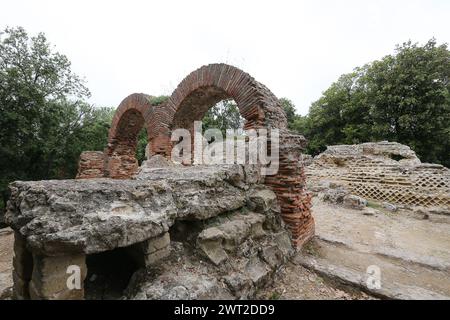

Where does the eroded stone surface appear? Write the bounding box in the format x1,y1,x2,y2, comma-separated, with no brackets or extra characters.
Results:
6,165,255,256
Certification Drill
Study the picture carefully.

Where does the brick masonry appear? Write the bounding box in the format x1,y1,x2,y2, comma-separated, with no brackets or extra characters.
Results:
76,63,314,247
76,151,105,179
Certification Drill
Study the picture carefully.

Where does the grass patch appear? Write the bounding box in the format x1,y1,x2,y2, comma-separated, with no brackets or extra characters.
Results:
366,200,397,216
366,200,383,210
303,240,319,256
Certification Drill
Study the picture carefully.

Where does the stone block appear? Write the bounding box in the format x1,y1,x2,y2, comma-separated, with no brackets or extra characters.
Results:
274,231,294,256
13,233,33,275
197,238,228,266
248,189,277,213
143,232,170,254
144,246,171,266
245,255,271,287
30,254,86,300
223,272,254,299
12,231,33,300
12,270,29,300
127,233,171,267
260,245,285,269
29,280,84,300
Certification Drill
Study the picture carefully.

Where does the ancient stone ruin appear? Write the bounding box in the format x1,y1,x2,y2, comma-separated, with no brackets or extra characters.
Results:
305,142,450,210
5,64,314,300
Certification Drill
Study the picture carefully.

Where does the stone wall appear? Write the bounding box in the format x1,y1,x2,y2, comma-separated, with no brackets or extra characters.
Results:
305,142,450,208
6,164,294,299
75,63,314,247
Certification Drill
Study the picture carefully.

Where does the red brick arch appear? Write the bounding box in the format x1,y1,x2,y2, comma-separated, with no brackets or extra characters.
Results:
79,64,315,247
154,64,314,246
150,64,289,156
105,93,158,178
168,63,288,129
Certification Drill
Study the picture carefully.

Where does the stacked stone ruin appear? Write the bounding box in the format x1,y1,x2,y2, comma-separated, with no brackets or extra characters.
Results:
77,64,314,246
5,63,314,300
305,142,450,208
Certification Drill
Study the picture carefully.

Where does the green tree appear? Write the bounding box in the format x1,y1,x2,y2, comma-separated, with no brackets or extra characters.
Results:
134,96,169,164
297,39,450,166
202,99,244,136
280,98,298,127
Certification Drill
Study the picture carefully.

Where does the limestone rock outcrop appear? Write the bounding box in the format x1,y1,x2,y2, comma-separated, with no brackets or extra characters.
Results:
6,165,255,256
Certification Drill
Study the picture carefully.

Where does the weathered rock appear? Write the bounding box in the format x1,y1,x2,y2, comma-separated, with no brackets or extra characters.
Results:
382,202,398,212
320,187,349,205
223,272,254,299
197,212,266,265
137,155,175,171
6,165,255,256
125,208,294,301
245,255,271,287
247,188,278,213
196,228,228,266
273,231,294,257
343,195,368,210
132,273,233,300
135,164,251,220
260,245,285,269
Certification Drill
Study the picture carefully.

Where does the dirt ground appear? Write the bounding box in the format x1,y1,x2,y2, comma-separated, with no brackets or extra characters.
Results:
257,261,374,300
294,197,450,299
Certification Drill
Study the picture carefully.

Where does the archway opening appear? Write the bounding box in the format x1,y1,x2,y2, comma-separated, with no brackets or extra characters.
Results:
84,246,140,300
169,86,250,165
202,99,244,135
107,109,146,178
135,127,148,166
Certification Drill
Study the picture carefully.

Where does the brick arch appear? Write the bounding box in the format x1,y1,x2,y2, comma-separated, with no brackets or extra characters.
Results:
168,63,288,129
77,64,315,247
106,93,157,179
150,64,288,156
151,63,314,247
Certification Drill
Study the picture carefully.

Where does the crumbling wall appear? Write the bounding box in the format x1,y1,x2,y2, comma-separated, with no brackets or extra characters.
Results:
6,164,293,300
76,151,105,179
306,142,450,208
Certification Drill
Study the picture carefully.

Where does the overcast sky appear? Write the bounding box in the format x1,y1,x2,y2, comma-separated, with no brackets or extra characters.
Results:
1,0,449,115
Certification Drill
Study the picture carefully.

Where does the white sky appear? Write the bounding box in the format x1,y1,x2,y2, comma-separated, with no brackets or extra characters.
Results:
1,0,449,115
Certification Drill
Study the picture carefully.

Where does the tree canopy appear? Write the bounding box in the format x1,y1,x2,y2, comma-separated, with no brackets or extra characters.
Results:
292,39,450,167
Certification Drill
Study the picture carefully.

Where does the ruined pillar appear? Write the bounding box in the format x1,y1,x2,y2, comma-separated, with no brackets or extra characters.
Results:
105,140,140,179
29,254,87,300
265,133,315,247
128,232,171,267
